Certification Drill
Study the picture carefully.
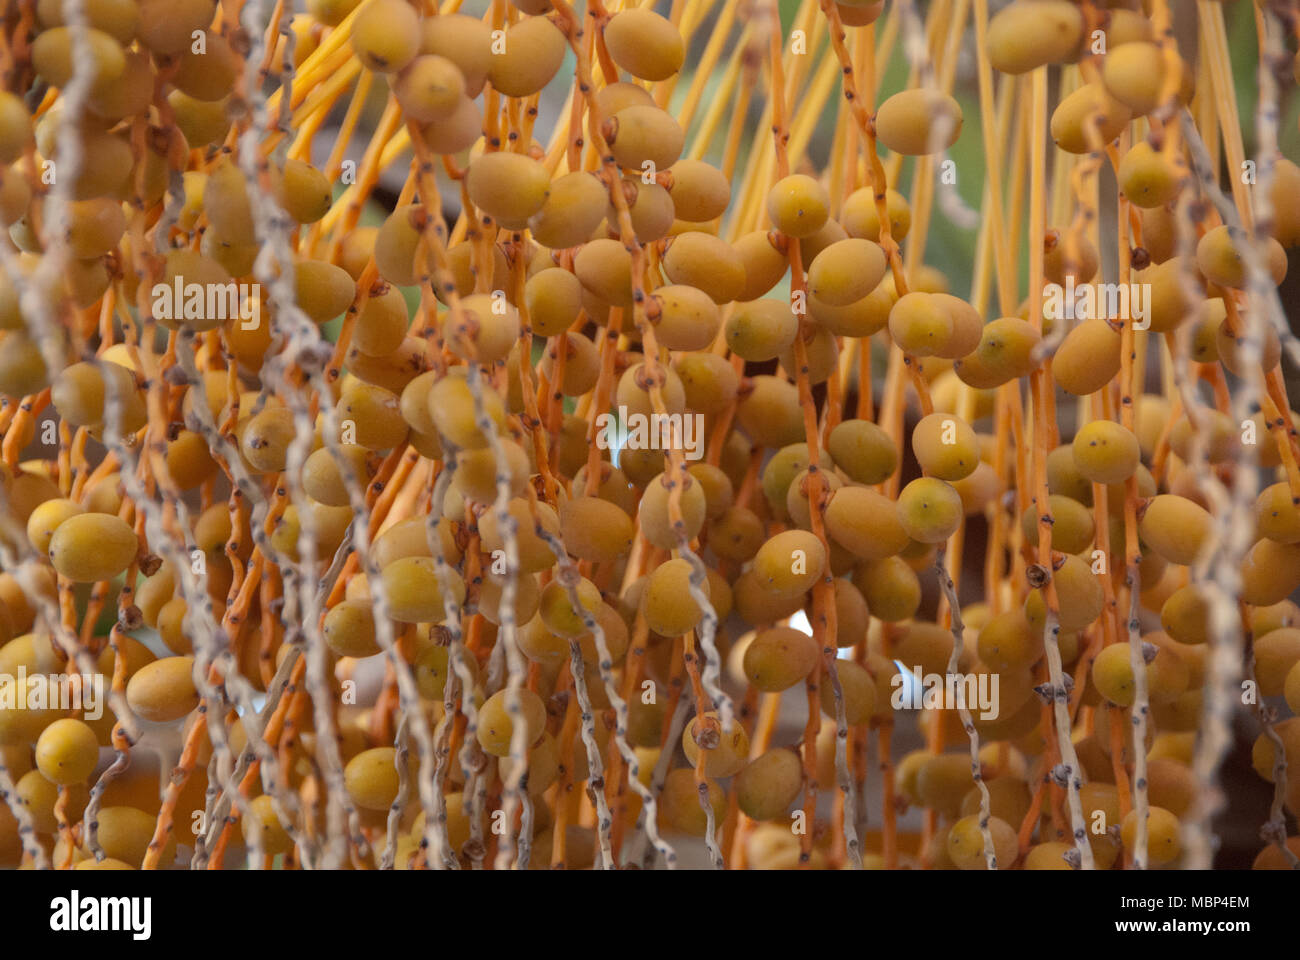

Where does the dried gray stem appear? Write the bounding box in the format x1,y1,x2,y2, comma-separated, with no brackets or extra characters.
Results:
382,718,412,869
639,696,690,869
1178,108,1293,867
0,749,45,868
935,549,994,869
1042,601,1094,868
460,361,530,871
1124,562,1149,869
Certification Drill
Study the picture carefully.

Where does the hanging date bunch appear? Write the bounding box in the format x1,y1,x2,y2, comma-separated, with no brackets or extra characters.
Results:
0,0,1299,873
